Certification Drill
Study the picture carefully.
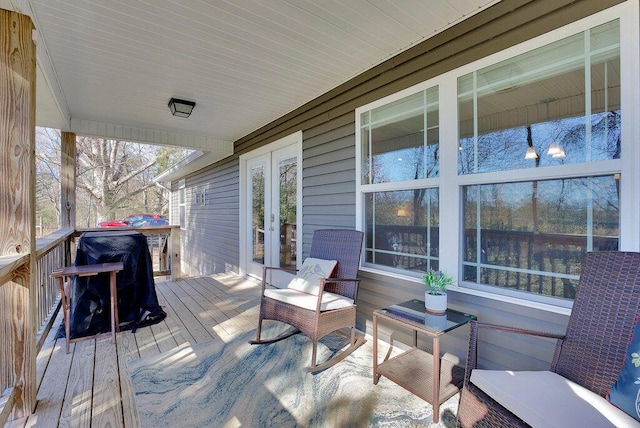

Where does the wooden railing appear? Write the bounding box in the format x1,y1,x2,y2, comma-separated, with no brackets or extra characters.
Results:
74,226,181,277
0,228,74,424
0,225,180,424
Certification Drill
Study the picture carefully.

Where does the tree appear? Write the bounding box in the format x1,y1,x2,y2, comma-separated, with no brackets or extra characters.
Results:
35,128,188,230
35,127,63,234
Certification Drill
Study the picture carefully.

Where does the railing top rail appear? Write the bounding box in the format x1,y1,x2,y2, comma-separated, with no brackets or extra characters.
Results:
75,225,179,237
0,253,30,286
36,228,75,257
1,227,75,287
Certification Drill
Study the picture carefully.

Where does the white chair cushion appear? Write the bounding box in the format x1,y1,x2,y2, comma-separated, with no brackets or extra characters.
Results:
470,370,640,428
264,288,353,312
286,257,338,295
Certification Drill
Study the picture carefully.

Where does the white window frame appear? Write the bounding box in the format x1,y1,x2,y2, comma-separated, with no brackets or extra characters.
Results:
194,187,206,206
356,2,640,309
178,178,186,230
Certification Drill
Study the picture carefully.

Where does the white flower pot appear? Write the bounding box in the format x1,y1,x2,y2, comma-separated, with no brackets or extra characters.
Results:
424,312,448,330
425,291,447,314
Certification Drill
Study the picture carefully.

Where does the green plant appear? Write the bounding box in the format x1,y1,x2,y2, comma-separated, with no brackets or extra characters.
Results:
422,270,455,295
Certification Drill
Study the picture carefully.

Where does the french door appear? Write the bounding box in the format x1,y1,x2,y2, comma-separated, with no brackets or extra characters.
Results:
241,133,301,287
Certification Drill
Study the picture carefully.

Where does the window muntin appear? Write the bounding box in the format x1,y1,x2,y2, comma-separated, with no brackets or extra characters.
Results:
365,189,439,274
458,20,620,174
462,175,619,300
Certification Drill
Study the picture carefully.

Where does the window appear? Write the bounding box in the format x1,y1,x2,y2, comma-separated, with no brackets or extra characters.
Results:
460,20,620,302
462,176,619,300
195,187,206,206
178,179,186,230
356,9,634,306
458,21,620,174
359,86,441,276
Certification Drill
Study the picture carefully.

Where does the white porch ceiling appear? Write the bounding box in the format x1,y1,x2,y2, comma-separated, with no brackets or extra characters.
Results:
3,0,499,164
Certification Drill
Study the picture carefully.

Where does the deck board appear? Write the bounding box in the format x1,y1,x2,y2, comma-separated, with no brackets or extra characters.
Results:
59,340,95,427
10,273,262,428
116,331,141,428
155,281,215,343
91,338,123,427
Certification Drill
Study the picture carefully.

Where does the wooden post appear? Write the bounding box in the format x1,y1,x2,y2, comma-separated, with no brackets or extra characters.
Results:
60,132,76,230
170,226,182,280
0,8,37,420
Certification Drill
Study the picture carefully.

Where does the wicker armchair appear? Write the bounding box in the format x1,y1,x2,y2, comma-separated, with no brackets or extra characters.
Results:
250,229,365,372
458,251,640,427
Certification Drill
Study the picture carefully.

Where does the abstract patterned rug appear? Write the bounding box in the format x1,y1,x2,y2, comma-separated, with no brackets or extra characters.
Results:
127,324,459,427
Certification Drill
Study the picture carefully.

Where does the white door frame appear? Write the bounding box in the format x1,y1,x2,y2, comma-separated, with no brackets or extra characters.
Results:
239,131,303,283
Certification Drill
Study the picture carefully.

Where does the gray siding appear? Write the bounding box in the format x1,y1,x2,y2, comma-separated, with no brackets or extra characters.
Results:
180,159,240,276
172,0,623,370
300,113,357,254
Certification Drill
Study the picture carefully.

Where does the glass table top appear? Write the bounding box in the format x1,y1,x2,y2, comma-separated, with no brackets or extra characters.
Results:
375,299,477,334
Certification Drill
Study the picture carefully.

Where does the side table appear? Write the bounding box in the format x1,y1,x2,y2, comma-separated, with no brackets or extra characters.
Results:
373,299,477,423
51,262,124,353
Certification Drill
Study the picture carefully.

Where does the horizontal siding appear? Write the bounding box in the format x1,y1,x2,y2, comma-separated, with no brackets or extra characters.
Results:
181,159,240,276
301,117,357,254
175,0,622,371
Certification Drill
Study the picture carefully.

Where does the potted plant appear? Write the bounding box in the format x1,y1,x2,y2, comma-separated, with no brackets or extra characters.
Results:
422,269,455,314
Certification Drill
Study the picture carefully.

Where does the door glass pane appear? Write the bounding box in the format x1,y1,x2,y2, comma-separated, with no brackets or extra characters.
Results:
279,157,297,269
251,165,265,264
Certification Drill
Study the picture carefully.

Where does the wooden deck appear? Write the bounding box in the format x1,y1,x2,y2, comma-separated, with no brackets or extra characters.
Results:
6,273,262,428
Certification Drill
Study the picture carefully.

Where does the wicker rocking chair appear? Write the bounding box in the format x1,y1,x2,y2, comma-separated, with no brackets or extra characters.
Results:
250,229,365,373
458,251,640,427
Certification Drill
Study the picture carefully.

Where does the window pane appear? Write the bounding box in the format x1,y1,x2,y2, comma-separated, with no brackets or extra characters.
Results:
179,205,185,229
361,87,439,184
459,20,620,174
251,165,265,264
279,157,297,269
364,188,439,274
462,175,619,300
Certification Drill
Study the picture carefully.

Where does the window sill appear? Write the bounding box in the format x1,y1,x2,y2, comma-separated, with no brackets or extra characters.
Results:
359,266,572,317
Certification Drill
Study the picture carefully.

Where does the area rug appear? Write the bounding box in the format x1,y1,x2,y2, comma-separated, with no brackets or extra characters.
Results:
127,324,459,427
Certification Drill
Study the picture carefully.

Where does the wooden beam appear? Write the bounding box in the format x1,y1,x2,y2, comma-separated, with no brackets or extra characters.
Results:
0,8,37,420
169,226,181,280
60,132,76,229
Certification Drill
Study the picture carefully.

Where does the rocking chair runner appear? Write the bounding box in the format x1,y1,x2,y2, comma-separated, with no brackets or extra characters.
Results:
250,229,365,372
457,251,640,427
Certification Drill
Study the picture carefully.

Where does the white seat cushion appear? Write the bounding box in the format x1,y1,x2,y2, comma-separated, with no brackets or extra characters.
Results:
264,288,353,312
470,370,640,428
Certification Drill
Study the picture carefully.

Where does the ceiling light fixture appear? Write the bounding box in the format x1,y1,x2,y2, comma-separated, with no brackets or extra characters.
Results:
524,146,538,160
168,98,196,118
547,142,565,158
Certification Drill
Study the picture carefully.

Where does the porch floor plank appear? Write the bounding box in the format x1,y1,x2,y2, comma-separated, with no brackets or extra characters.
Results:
116,331,141,428
154,280,216,343
91,338,123,427
153,288,190,349
28,318,74,428
60,340,95,427
8,274,261,428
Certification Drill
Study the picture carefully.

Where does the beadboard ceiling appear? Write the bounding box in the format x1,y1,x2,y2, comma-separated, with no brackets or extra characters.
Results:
3,0,499,157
